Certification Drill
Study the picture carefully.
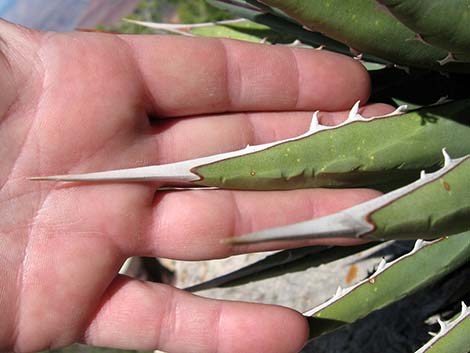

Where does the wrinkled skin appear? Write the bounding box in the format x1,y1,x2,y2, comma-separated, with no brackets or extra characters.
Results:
0,19,389,353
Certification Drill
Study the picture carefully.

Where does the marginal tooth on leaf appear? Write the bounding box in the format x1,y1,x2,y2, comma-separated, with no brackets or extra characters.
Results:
376,105,407,118
394,105,408,114
346,101,361,122
349,47,361,56
437,318,447,331
353,53,363,60
302,25,313,32
428,331,438,337
315,45,325,50
433,96,450,106
376,258,387,273
414,33,428,45
442,148,452,167
287,39,302,47
309,111,320,132
405,33,428,45
413,239,425,252
460,301,468,317
420,170,426,179
437,52,457,66
259,37,268,44
393,64,411,74
335,285,343,297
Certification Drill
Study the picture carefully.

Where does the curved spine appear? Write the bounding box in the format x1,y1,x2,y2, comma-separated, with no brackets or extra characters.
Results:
225,151,470,244
303,234,470,338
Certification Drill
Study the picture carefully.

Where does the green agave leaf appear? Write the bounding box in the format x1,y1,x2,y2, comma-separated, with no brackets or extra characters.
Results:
189,20,294,43
208,0,389,64
305,234,470,338
33,100,470,194
210,0,297,23
192,22,271,43
185,243,377,291
227,152,470,244
361,61,387,71
378,0,470,62
415,302,470,353
123,18,277,43
190,100,470,192
259,0,470,72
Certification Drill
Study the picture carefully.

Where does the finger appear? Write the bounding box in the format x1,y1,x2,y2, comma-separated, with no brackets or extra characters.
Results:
121,35,370,117
143,103,394,165
83,276,308,353
138,188,381,260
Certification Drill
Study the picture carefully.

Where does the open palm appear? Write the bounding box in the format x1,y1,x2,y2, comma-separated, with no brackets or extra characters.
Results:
0,20,388,353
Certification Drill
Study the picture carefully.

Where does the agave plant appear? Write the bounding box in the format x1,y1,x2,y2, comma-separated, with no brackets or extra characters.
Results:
36,1,470,352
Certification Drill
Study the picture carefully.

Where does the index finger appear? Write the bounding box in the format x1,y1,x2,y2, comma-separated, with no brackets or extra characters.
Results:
122,35,370,117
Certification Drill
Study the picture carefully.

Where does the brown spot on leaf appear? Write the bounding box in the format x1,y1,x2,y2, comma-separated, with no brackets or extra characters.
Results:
345,264,358,284
443,181,451,191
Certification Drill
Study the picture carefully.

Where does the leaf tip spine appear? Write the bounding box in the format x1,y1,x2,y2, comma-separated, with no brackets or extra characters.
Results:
29,176,52,181
29,174,75,182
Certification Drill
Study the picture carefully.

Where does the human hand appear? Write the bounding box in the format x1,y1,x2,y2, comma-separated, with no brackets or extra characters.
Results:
0,19,389,352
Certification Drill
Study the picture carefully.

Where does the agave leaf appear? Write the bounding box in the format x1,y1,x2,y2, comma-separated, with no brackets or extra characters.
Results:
189,20,291,43
259,0,470,72
185,242,377,291
32,100,470,194
124,18,295,43
415,302,470,353
213,0,391,64
208,0,284,19
226,151,470,244
304,234,470,338
378,0,470,62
